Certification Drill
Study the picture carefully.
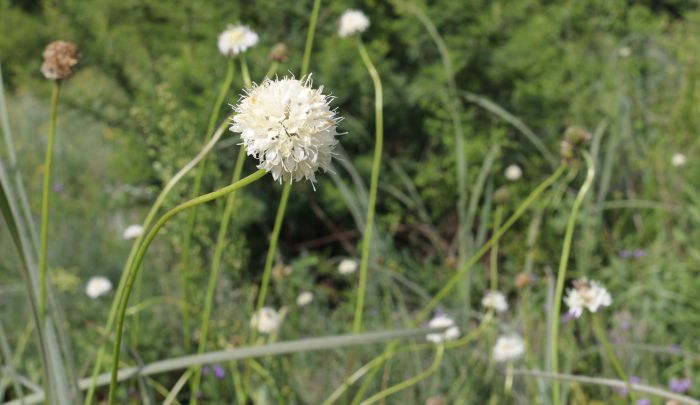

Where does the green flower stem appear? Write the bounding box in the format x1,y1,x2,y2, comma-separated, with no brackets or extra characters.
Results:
38,81,60,323
353,39,384,334
189,146,247,405
301,0,322,78
490,204,503,291
549,152,595,405
107,170,266,404
592,314,636,402
352,166,566,400
264,62,279,79
83,115,231,405
240,54,252,87
178,59,235,352
358,344,444,405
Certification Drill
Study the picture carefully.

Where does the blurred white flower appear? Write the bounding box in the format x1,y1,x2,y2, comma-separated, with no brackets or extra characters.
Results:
618,46,632,58
493,334,525,362
426,314,460,343
481,291,508,313
296,291,314,306
231,76,340,184
338,259,358,275
250,307,281,334
504,164,522,181
123,224,144,240
671,153,687,167
218,24,259,57
85,276,112,299
338,10,370,38
564,278,612,318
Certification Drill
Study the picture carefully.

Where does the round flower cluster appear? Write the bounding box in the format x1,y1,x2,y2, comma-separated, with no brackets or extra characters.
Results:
250,307,281,334
564,277,612,318
86,276,112,299
218,25,259,57
231,76,340,184
426,314,460,343
338,10,370,37
41,40,79,80
493,334,525,362
481,291,508,313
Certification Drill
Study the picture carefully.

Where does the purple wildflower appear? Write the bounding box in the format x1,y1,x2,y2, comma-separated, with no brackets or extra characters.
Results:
213,364,225,379
669,378,692,394
560,311,576,324
636,399,651,405
618,376,641,395
632,249,647,258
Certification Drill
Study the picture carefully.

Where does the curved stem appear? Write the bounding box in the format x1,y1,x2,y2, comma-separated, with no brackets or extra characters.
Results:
83,115,231,405
358,344,444,405
353,39,384,333
490,205,503,291
240,54,252,88
301,0,322,77
38,82,60,323
549,152,595,405
189,146,247,404
178,59,235,352
107,170,266,404
592,314,636,402
264,62,279,79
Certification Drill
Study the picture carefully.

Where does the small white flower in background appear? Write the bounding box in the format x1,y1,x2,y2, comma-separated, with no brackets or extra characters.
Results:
504,164,522,181
493,334,525,362
338,259,358,275
85,276,112,299
564,277,612,318
338,10,370,38
426,314,460,343
296,291,314,307
618,46,632,58
231,76,340,184
123,224,144,240
218,24,259,57
671,153,687,167
481,291,508,313
250,307,281,334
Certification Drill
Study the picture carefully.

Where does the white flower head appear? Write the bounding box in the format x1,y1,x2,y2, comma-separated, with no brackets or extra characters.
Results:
250,307,281,334
231,76,340,184
338,259,358,275
493,334,525,362
481,291,508,313
618,46,632,58
671,153,687,167
338,10,370,37
85,276,112,299
564,277,612,318
426,314,461,343
296,291,314,306
123,224,144,240
504,164,522,181
218,24,259,57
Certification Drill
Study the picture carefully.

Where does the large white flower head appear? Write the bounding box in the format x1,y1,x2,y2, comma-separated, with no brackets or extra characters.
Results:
426,314,461,343
338,10,370,38
85,276,112,299
231,76,340,184
481,291,508,313
250,307,281,334
493,334,525,362
218,24,259,57
564,277,612,318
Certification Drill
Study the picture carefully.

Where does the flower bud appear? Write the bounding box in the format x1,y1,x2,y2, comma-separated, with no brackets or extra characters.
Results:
268,42,289,62
41,40,79,80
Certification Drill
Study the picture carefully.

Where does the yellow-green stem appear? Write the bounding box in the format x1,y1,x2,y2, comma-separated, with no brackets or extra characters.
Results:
178,59,235,351
264,62,279,79
490,205,503,291
301,0,322,78
549,153,595,405
83,115,231,405
353,39,384,334
38,82,60,323
107,170,267,404
592,314,636,402
189,146,247,404
358,344,444,405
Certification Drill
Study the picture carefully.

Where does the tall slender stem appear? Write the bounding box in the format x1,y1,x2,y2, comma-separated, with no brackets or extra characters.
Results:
353,39,384,334
38,82,60,323
490,205,503,291
549,153,595,405
301,0,322,78
592,314,636,402
189,146,247,404
178,59,235,351
107,170,266,404
83,116,231,405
